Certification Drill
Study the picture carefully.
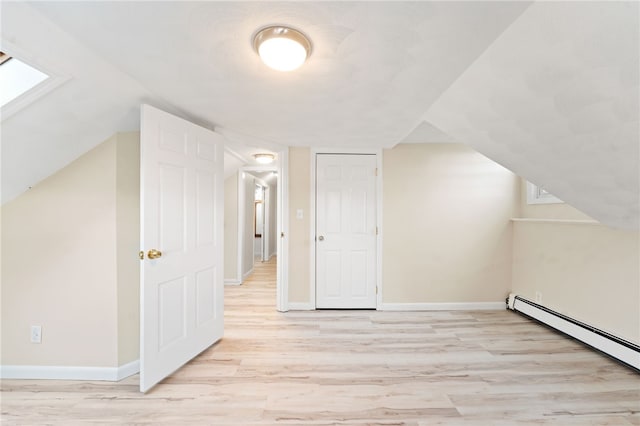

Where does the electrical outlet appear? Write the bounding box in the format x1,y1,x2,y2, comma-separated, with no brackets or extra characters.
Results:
535,292,542,304
31,325,42,344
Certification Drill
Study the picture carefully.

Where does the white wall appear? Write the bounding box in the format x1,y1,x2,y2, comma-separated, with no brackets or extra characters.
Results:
224,173,239,282
1,132,140,368
254,237,262,258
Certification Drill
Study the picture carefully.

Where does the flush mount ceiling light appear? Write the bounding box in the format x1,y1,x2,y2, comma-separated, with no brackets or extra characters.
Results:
254,153,275,164
253,26,311,72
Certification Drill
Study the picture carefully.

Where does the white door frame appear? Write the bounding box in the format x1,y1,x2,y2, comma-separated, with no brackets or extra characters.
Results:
222,148,247,286
235,170,245,283
276,148,289,312
261,185,270,262
309,148,383,310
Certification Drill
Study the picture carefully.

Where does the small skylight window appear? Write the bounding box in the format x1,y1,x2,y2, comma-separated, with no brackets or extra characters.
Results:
0,51,49,107
526,181,563,205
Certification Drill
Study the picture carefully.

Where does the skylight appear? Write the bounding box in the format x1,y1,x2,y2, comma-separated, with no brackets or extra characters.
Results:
0,51,49,107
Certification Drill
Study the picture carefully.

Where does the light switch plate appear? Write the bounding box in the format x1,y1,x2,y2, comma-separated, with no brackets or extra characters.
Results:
31,325,42,343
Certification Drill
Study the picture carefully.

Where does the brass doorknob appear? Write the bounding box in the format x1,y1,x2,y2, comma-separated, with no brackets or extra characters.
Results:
147,249,162,259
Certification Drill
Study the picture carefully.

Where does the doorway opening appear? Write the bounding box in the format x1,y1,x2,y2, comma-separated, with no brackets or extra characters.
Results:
223,164,284,310
254,182,269,262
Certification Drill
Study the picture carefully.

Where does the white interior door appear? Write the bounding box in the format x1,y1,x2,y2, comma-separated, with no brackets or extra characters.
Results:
316,154,377,309
140,104,224,392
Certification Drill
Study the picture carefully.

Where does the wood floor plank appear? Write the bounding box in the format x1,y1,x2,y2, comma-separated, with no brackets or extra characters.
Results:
2,257,638,425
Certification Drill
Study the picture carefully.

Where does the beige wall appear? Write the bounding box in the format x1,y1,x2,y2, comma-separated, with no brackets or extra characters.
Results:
383,144,519,303
288,147,311,303
1,132,140,368
513,179,639,344
224,173,239,281
286,144,518,306
2,136,119,367
270,143,640,343
512,223,639,344
268,182,277,258
115,132,141,365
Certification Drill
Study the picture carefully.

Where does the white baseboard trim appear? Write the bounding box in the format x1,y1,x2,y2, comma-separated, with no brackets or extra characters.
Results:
380,302,506,311
287,302,315,311
242,268,254,280
508,294,640,371
224,278,242,286
116,359,140,380
1,359,140,381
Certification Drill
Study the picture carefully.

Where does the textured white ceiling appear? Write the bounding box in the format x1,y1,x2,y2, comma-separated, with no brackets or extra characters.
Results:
0,0,529,203
399,121,457,144
26,1,530,147
2,1,638,229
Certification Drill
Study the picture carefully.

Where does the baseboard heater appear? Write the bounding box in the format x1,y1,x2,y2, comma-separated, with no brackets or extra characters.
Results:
507,293,640,371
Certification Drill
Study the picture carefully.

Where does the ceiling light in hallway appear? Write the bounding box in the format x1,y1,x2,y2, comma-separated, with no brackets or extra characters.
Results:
254,153,275,164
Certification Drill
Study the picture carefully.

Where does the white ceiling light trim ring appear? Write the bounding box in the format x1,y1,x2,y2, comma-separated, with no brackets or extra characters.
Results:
253,26,312,72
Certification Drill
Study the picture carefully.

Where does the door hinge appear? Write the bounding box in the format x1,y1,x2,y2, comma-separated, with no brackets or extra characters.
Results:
376,286,378,295
376,226,379,235
375,168,378,176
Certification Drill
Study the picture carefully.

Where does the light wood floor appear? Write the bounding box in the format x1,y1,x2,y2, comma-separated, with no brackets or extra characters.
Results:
2,258,639,425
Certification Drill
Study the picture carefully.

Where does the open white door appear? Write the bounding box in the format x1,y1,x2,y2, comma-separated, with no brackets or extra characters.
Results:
140,105,224,392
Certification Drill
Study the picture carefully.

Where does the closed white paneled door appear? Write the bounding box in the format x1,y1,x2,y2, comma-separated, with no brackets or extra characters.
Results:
316,154,377,309
140,105,224,392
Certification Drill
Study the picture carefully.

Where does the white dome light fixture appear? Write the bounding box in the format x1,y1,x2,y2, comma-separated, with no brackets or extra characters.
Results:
254,153,275,164
253,26,312,72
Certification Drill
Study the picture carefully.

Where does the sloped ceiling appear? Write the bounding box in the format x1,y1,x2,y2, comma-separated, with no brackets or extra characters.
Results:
425,1,639,229
1,2,638,229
